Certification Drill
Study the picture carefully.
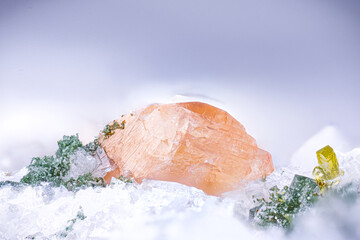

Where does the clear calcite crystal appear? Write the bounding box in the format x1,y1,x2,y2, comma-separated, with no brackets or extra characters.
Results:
313,145,343,191
99,102,274,196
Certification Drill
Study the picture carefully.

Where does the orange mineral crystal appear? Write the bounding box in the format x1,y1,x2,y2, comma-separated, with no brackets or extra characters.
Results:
99,102,273,196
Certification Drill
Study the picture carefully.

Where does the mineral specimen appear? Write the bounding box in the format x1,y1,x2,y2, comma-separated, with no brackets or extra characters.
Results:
250,174,320,228
313,145,343,191
98,102,273,196
20,135,105,190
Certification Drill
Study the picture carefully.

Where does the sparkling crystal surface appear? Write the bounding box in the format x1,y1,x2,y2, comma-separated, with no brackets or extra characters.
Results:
313,145,343,190
316,145,340,179
1,149,360,239
99,102,274,196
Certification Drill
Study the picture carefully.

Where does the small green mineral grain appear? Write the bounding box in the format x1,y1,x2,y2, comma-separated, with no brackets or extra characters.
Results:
250,175,320,229
102,120,125,139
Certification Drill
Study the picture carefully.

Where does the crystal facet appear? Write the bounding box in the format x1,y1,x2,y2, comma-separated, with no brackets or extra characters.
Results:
250,174,320,228
99,102,274,196
313,145,343,191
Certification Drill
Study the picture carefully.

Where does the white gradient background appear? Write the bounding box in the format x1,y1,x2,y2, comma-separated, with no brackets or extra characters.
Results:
0,0,359,171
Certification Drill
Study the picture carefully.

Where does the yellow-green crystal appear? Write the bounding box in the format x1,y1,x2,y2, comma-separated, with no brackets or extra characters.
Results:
312,145,343,191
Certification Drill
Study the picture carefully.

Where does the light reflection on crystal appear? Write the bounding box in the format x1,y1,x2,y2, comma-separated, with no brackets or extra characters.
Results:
313,145,344,191
0,149,360,239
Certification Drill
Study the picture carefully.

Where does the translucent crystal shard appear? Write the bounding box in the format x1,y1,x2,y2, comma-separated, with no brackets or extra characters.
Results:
316,145,340,178
289,175,320,199
312,145,343,191
99,102,274,196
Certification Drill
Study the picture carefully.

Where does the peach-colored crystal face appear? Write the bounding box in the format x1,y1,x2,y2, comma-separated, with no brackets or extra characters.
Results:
99,102,273,196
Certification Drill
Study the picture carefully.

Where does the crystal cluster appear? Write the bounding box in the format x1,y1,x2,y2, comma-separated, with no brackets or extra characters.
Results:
250,175,320,228
312,145,343,191
249,145,348,229
99,102,274,196
19,135,105,190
